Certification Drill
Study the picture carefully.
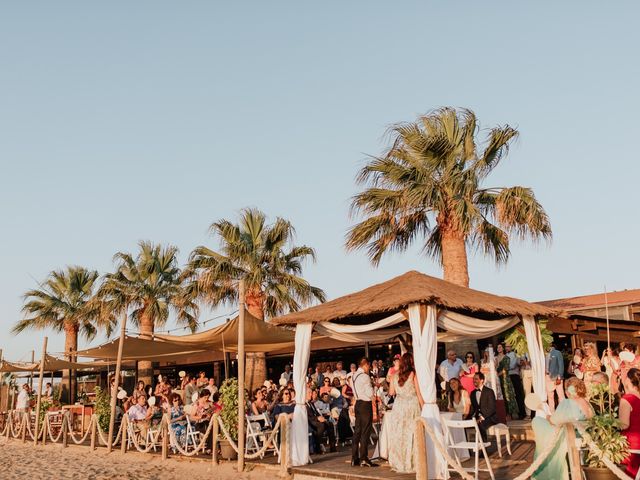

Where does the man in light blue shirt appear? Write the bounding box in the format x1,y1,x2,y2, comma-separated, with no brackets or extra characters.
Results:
545,342,565,412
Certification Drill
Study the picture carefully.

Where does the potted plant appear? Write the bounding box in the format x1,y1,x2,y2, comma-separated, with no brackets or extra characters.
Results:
218,378,240,460
583,383,629,480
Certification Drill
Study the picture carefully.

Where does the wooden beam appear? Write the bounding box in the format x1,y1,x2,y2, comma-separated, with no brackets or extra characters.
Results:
33,337,48,446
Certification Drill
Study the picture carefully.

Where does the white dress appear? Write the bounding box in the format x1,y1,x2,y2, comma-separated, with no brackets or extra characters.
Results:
386,375,421,473
452,392,469,415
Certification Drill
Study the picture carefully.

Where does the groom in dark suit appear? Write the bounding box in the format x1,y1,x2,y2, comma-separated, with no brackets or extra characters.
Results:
468,372,498,441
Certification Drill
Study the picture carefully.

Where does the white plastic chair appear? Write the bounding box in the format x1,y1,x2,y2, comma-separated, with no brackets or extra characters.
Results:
441,417,495,480
146,424,162,452
185,415,202,452
486,423,511,457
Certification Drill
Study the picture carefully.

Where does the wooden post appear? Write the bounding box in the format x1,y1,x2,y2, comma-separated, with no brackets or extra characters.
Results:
414,418,428,480
33,336,48,446
90,415,97,450
212,414,219,465
237,279,246,473
62,412,68,448
107,313,127,453
161,418,168,460
279,414,289,475
21,411,27,443
364,341,370,359
565,424,582,480
121,416,128,453
41,412,47,446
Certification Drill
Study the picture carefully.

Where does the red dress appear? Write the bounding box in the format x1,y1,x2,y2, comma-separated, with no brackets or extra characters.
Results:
622,394,640,477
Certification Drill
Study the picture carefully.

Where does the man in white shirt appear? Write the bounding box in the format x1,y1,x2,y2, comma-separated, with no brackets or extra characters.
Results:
128,395,150,439
280,365,293,383
505,344,525,419
439,350,464,389
184,377,198,406
16,384,30,412
333,361,347,381
350,358,377,468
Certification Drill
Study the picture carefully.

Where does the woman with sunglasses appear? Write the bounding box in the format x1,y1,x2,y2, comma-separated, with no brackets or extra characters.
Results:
271,388,296,424
459,351,478,394
320,377,333,395
168,393,187,452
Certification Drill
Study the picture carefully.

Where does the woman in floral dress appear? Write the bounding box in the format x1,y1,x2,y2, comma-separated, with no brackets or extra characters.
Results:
168,393,187,450
496,343,518,418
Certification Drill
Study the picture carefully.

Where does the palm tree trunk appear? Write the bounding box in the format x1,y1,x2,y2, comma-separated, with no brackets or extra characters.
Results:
63,322,79,403
440,226,470,287
138,310,154,387
245,290,267,391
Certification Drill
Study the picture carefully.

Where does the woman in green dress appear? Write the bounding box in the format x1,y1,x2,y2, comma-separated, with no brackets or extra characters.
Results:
496,343,519,418
532,377,594,480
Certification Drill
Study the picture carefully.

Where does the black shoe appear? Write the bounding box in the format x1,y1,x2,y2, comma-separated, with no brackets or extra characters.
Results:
360,459,379,467
350,459,360,467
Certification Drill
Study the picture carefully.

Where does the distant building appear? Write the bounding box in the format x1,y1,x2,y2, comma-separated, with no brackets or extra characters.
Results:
538,289,640,321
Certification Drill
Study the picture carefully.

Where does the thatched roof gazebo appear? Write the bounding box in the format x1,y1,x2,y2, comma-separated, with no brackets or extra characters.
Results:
270,270,556,475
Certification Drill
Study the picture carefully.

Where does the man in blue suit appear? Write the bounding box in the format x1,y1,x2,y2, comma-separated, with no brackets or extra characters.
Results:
546,342,565,412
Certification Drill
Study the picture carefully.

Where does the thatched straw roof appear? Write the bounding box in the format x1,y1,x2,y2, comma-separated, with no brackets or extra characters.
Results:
271,270,556,325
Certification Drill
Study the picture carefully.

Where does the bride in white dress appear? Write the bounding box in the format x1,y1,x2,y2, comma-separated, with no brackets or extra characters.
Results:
386,353,424,473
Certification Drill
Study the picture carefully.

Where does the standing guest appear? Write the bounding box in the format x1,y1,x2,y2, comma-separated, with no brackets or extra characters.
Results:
184,376,198,406
448,377,471,417
196,371,208,389
306,367,314,383
496,343,518,419
506,344,525,419
459,352,479,394
16,384,30,412
205,378,218,396
44,382,53,399
155,375,172,397
568,347,583,377
322,365,334,383
620,344,640,381
180,373,190,390
280,364,293,384
132,381,147,402
386,355,401,382
350,358,377,468
271,388,295,423
333,361,347,381
532,377,593,480
546,342,565,412
582,342,602,388
386,353,423,473
520,353,534,418
342,368,355,404
620,368,640,477
468,372,497,441
438,350,464,390
311,364,323,386
601,348,621,393
480,348,497,392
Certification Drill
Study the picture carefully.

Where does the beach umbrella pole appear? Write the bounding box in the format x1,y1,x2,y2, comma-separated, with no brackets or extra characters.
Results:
237,280,246,473
33,336,48,446
107,314,127,453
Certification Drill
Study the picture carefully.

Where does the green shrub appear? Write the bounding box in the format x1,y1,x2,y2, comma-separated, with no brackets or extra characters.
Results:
585,383,628,468
94,386,111,432
218,378,240,441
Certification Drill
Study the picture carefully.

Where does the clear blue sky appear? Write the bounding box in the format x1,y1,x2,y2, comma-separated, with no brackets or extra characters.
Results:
1,2,639,360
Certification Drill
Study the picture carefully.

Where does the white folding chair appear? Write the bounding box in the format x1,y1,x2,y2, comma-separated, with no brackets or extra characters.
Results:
246,413,280,458
146,424,162,451
441,417,495,480
185,415,202,452
486,423,512,457
127,419,143,449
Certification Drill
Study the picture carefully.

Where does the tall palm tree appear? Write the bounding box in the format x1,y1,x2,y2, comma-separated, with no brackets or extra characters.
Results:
12,266,107,403
185,208,326,388
346,107,552,287
96,241,198,386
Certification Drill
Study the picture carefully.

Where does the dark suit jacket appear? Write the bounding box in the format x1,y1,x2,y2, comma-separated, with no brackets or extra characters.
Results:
468,386,498,426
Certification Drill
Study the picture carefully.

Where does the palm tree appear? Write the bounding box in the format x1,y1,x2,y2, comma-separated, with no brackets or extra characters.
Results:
185,208,326,388
346,107,552,287
12,266,107,403
97,241,198,386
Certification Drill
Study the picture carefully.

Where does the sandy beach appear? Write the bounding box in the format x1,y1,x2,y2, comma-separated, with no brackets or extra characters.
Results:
0,438,273,480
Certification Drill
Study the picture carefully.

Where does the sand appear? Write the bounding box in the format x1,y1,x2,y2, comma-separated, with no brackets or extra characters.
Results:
0,437,278,480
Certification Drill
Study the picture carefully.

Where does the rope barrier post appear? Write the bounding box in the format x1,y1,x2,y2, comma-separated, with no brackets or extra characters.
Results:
279,414,289,476
212,414,219,465
21,413,27,443
161,418,169,460
41,414,47,446
108,313,127,453
121,416,128,454
33,336,48,446
90,416,97,450
414,418,428,480
237,279,246,473
565,424,582,480
62,413,68,448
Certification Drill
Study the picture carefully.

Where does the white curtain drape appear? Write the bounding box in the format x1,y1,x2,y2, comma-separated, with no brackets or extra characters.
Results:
314,324,409,343
437,311,520,340
315,312,406,333
408,304,446,479
291,323,313,466
522,315,547,411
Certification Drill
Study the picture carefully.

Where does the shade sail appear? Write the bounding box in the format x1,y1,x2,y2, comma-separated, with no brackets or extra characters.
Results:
272,270,557,325
76,335,207,360
0,361,39,373
0,355,112,373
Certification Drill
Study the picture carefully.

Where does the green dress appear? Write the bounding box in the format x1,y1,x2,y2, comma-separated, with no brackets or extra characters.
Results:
532,399,589,480
496,355,519,418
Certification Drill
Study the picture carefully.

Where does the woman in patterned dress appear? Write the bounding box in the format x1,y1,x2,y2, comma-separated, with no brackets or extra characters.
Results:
496,343,519,418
